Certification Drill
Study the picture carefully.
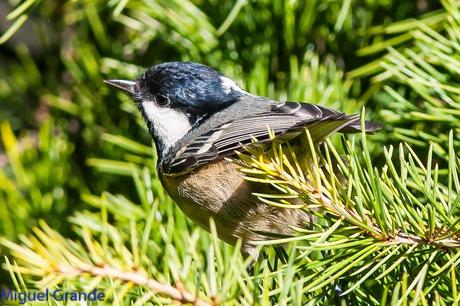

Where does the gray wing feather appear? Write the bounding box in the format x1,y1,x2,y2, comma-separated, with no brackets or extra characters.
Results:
163,102,378,175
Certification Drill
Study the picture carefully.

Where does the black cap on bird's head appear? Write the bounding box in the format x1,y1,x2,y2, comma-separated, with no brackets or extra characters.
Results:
104,61,245,156
105,62,244,111
138,62,244,109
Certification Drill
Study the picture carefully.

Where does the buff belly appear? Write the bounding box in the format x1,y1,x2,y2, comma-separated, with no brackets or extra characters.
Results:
160,160,309,253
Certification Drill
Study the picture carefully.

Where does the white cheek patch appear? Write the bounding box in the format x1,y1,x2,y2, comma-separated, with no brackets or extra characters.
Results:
141,101,192,150
220,76,244,94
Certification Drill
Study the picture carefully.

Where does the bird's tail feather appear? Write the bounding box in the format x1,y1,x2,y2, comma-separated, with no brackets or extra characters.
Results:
338,118,382,134
306,116,358,142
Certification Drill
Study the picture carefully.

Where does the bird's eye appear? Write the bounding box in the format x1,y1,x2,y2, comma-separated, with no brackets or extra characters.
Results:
156,95,170,106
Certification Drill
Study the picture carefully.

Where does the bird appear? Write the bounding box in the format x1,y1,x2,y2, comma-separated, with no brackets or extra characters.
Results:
104,61,381,257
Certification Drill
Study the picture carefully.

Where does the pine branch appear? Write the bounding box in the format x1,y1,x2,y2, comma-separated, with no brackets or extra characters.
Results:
240,127,460,246
0,221,216,306
56,263,214,306
318,193,460,248
238,124,460,300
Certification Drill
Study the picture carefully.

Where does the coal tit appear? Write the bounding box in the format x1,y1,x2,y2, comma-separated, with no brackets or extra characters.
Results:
105,61,381,256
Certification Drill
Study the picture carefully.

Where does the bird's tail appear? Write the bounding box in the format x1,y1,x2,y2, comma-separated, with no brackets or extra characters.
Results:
338,117,382,134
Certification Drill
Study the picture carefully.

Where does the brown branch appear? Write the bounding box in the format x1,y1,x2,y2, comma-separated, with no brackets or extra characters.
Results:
320,193,460,248
267,160,460,249
57,264,214,306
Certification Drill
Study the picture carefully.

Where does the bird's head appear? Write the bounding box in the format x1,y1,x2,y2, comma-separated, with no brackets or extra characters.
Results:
105,61,244,156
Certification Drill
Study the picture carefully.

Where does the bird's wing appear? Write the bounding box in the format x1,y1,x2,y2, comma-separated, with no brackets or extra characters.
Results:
162,102,377,175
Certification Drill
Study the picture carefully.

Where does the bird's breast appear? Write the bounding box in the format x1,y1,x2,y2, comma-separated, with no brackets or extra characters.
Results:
160,160,255,244
160,159,309,246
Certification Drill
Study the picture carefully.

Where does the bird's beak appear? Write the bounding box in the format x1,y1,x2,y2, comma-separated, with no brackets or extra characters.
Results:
104,79,136,95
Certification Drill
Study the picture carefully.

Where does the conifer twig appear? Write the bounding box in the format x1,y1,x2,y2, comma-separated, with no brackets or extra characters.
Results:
319,194,460,248
57,263,214,306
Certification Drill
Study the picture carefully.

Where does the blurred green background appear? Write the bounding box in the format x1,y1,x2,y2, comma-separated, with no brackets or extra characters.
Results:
0,0,442,238
2,0,460,300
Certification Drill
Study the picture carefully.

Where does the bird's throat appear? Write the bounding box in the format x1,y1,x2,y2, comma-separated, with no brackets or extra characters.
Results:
140,101,192,157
